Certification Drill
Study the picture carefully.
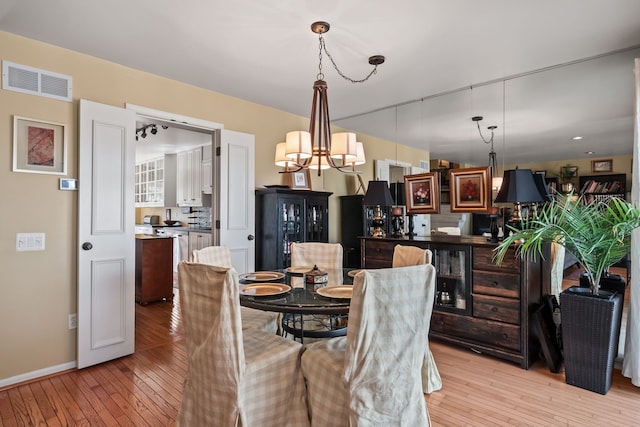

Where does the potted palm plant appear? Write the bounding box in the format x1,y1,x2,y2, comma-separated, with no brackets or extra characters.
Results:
494,194,640,394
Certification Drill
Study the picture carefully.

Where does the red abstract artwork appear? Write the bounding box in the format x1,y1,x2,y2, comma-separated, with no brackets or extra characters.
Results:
27,125,55,166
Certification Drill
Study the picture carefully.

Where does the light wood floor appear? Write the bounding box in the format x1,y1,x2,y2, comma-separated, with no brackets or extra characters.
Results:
2,284,639,426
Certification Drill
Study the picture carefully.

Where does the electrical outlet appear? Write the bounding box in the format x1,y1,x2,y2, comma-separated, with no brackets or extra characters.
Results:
68,313,77,330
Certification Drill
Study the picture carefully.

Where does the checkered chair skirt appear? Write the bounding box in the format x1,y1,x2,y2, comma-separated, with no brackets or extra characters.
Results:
301,264,435,426
392,244,442,393
191,245,278,334
177,262,308,426
290,242,343,287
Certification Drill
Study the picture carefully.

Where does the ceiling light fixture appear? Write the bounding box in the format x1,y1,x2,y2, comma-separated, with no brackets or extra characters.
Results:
136,124,159,141
472,116,502,193
275,21,384,175
572,136,583,140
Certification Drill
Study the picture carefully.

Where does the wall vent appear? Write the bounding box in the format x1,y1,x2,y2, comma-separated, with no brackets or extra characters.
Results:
2,61,72,102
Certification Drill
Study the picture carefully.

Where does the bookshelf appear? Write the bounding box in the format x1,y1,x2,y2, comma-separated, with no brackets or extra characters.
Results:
578,173,626,203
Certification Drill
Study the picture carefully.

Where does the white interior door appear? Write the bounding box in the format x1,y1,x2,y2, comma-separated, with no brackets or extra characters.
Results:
78,99,136,369
218,129,255,274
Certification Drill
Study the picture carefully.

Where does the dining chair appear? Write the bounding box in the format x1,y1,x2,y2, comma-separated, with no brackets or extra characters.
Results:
191,245,279,334
392,244,442,394
177,261,309,426
301,264,436,426
286,242,345,342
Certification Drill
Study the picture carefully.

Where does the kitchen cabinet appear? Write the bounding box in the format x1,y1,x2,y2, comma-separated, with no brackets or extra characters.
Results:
135,236,174,304
359,235,544,369
188,230,212,256
135,154,177,207
201,144,213,195
177,147,203,207
255,188,331,271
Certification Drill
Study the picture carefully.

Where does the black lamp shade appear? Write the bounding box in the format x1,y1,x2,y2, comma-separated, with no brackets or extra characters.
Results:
494,169,546,203
363,180,394,206
532,173,552,202
390,182,406,205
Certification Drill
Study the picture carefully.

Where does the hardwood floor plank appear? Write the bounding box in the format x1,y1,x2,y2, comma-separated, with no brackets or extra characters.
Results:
28,381,62,427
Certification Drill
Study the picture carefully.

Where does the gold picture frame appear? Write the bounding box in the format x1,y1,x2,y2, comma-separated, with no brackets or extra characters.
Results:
591,159,613,173
449,167,491,213
404,172,440,214
288,169,311,190
13,116,67,175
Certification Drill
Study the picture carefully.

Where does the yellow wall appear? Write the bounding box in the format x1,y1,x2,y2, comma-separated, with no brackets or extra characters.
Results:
0,31,429,381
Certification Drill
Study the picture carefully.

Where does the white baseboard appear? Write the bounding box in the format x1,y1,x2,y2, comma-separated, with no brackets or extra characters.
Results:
0,361,76,389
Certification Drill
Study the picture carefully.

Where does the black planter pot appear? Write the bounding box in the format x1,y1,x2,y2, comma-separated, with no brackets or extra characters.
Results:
560,286,623,395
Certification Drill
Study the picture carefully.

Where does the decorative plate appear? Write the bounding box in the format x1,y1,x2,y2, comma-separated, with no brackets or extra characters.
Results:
240,283,291,296
239,271,285,282
316,285,353,299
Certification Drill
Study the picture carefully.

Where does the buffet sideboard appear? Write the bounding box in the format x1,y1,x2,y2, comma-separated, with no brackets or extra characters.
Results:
360,235,548,369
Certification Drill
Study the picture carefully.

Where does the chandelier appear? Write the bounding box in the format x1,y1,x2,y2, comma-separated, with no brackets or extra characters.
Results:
472,116,502,192
274,21,384,175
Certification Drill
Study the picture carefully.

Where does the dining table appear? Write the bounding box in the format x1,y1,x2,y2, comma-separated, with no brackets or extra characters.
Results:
239,268,359,342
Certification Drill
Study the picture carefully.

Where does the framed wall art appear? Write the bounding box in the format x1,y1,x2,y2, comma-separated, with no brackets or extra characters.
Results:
13,116,67,175
288,169,311,190
560,165,578,180
404,172,440,214
591,159,613,173
449,167,491,213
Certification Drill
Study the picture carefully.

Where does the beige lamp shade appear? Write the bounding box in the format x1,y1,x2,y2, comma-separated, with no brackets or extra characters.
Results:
274,142,290,167
329,132,357,159
351,142,366,166
285,131,312,159
308,151,332,170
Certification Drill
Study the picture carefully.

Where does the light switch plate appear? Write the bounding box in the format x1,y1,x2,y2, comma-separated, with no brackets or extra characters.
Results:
16,233,46,251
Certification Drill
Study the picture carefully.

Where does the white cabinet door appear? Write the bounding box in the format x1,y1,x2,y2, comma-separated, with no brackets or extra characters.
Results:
202,144,212,194
188,231,212,255
176,147,203,206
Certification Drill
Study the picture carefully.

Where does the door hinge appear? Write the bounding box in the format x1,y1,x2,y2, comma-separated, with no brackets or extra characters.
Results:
215,220,221,229
216,146,221,156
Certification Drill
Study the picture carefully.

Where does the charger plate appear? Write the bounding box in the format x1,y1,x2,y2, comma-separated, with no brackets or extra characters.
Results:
239,271,285,282
316,285,353,299
240,283,291,296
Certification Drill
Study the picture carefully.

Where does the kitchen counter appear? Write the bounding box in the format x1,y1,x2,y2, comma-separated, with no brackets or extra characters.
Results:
135,234,172,240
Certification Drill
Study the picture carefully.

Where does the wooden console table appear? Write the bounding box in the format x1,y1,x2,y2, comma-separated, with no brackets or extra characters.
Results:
360,235,548,369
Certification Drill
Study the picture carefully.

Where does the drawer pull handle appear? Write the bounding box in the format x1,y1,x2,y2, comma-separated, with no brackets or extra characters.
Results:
502,334,508,339
491,307,498,312
375,248,381,252
492,281,498,287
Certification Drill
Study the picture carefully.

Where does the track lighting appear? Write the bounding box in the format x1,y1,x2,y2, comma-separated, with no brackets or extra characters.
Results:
136,123,161,141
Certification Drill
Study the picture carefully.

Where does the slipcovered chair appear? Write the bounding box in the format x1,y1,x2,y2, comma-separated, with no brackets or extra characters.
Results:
191,246,278,333
286,242,344,341
392,244,442,394
177,262,308,426
301,264,436,426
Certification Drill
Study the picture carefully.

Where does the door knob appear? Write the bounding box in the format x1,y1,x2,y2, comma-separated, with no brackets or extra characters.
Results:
82,242,93,251
247,234,255,241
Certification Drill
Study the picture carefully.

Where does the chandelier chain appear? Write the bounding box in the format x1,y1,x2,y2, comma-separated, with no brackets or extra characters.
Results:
319,35,379,84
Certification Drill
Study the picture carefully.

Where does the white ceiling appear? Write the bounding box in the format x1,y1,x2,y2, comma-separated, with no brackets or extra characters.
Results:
2,0,640,166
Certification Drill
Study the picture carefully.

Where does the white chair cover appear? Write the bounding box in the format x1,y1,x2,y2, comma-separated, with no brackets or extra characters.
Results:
191,245,278,334
301,264,436,426
177,262,308,426
392,244,442,394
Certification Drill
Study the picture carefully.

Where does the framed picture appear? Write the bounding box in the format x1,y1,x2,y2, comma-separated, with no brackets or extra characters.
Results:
13,116,67,175
404,172,440,214
560,165,578,180
288,169,311,190
449,167,491,213
591,159,613,173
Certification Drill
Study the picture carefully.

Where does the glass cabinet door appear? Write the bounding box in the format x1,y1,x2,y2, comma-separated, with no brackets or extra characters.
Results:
280,198,304,268
431,245,471,314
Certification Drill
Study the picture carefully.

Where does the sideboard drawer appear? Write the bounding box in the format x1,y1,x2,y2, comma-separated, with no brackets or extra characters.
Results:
473,271,520,298
473,246,519,272
430,311,521,352
473,294,520,325
363,239,394,268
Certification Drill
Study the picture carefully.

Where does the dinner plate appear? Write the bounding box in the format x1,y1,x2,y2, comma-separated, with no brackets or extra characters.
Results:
239,271,285,282
285,266,313,275
316,285,353,299
240,283,291,296
347,269,363,278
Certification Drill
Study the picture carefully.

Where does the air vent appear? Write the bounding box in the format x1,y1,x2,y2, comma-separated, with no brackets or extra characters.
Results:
2,61,72,102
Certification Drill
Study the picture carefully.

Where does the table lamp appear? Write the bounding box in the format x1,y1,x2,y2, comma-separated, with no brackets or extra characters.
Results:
389,182,406,237
363,180,394,238
494,168,546,226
